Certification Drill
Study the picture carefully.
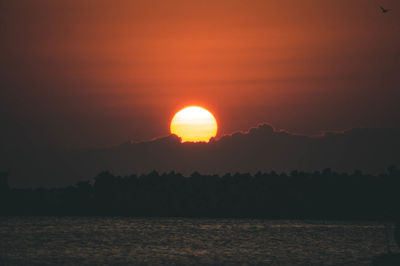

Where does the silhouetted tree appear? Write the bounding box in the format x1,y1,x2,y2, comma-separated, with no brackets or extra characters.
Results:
2,167,400,219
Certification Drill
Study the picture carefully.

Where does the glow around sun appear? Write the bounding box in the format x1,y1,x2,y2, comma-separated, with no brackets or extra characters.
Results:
170,106,218,142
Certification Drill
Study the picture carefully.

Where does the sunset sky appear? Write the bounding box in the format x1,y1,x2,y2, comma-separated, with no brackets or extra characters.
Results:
1,0,399,148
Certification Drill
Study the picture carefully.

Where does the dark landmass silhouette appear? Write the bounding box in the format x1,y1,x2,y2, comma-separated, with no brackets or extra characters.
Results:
1,123,400,188
1,167,400,220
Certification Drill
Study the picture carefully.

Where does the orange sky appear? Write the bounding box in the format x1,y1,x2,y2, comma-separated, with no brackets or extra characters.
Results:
1,0,400,148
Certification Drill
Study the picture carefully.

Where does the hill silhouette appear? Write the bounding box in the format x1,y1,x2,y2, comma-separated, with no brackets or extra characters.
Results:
1,123,400,187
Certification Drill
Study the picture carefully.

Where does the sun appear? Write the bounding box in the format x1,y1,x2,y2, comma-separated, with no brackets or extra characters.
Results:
170,106,218,142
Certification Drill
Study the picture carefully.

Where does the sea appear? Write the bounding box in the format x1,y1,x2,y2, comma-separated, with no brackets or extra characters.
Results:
0,217,397,265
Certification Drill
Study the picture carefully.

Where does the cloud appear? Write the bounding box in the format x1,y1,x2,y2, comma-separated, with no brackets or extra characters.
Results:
2,123,400,188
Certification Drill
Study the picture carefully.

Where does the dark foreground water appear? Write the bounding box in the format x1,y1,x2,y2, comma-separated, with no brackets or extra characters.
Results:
0,217,397,265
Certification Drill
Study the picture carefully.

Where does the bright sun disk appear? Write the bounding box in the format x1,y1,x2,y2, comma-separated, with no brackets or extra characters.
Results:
170,106,218,142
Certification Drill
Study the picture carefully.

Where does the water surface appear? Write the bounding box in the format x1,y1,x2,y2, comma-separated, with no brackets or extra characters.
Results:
0,217,396,265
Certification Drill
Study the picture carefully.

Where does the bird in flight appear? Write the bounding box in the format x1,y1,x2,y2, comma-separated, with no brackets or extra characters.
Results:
380,6,392,13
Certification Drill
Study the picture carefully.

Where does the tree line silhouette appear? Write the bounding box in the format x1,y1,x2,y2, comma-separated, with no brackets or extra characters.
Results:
1,167,400,220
